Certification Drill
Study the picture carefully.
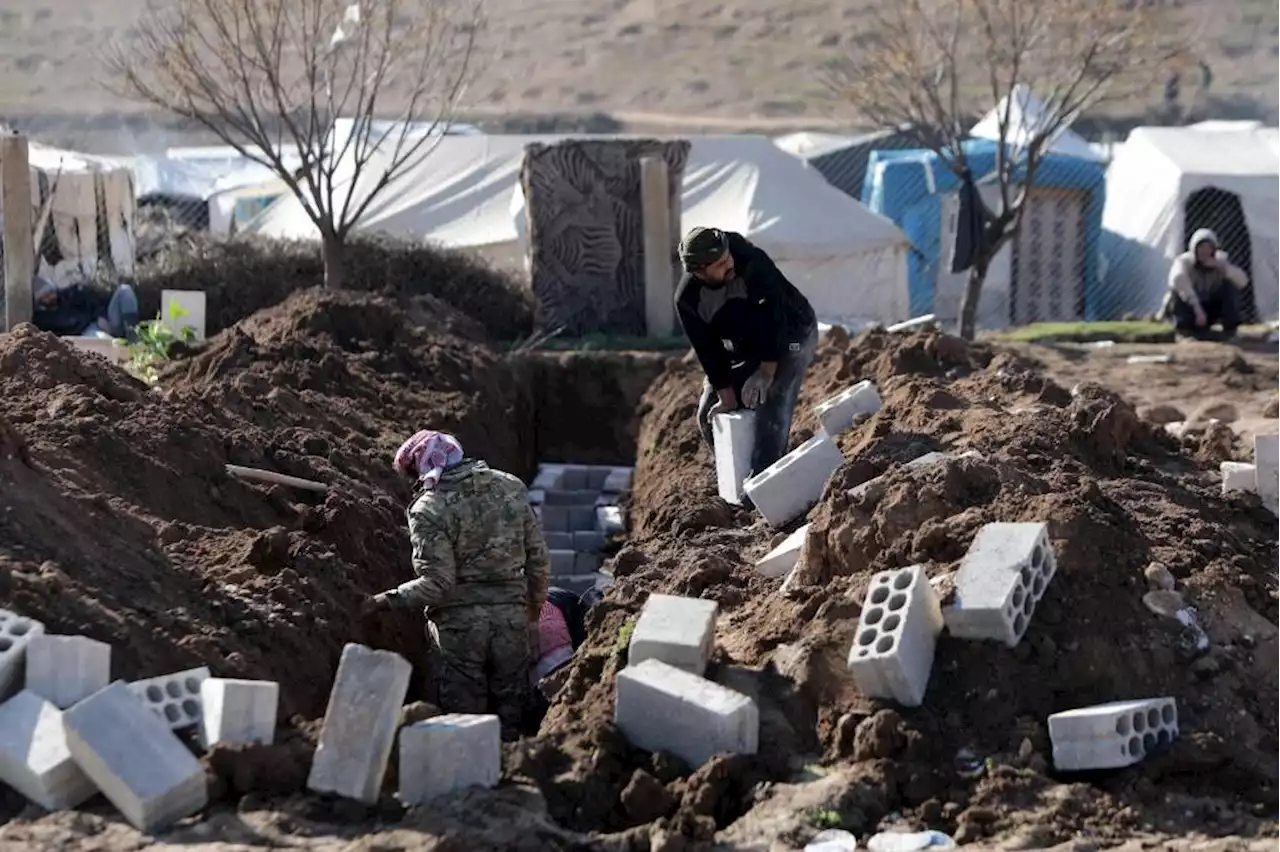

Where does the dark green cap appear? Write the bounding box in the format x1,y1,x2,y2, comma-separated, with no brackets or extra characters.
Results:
679,226,728,271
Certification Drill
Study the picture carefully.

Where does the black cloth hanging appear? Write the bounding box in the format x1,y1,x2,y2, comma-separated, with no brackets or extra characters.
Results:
950,167,1001,274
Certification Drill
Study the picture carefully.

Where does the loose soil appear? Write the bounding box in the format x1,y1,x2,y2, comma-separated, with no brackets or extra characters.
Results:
0,305,1276,850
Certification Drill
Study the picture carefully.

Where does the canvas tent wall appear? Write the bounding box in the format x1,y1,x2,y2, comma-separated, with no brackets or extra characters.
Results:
863,139,1106,329
1099,123,1279,322
776,125,937,203
248,134,914,328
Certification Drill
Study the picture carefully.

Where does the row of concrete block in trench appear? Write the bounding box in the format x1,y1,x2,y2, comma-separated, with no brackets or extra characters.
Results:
0,612,507,831
528,461,631,598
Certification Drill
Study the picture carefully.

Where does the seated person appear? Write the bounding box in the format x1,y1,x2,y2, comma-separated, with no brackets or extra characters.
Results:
32,276,140,340
1164,228,1249,341
529,585,600,699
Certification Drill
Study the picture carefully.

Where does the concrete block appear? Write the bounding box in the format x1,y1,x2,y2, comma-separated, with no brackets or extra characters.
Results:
585,466,615,490
944,522,1056,648
1048,698,1178,771
573,530,606,552
128,666,210,730
602,468,634,494
63,681,208,832
568,506,595,531
540,505,569,532
596,505,625,535
845,450,984,502
615,659,758,768
398,713,500,804
1254,434,1278,516
527,488,546,505
573,552,602,574
561,465,590,490
549,550,576,575
0,610,46,701
814,380,883,437
846,565,943,707
199,678,279,747
756,524,809,579
544,489,600,506
0,690,97,810
25,634,111,709
1220,461,1257,496
630,593,718,676
531,465,564,491
743,433,845,528
307,643,412,803
544,531,574,550
713,410,757,505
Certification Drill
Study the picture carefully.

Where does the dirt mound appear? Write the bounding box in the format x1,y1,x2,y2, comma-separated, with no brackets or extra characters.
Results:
526,328,1278,848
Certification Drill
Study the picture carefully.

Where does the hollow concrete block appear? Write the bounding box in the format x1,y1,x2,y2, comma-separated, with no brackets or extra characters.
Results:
25,634,111,709
0,610,46,701
756,524,809,579
1048,697,1179,771
814,380,883,437
713,410,756,505
629,593,718,676
128,666,210,730
744,433,845,528
943,522,1055,648
398,713,500,804
846,565,943,707
0,690,97,811
200,678,279,748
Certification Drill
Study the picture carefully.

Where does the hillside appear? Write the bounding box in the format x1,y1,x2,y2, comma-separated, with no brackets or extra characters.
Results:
0,0,1276,151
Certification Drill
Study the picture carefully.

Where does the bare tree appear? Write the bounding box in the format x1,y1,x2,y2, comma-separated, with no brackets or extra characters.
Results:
107,0,485,288
827,0,1183,339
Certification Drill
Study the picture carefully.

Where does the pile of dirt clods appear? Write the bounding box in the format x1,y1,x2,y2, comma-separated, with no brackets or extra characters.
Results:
520,328,1278,851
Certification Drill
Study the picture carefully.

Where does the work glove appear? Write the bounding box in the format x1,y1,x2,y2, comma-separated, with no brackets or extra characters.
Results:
741,369,773,409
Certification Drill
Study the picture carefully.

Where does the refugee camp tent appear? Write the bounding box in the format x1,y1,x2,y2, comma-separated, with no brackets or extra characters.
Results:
863,139,1107,329
776,125,934,202
1099,122,1279,322
248,134,914,328
969,85,1105,163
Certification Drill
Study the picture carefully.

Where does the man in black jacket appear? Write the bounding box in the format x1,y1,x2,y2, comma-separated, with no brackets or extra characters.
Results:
675,226,818,486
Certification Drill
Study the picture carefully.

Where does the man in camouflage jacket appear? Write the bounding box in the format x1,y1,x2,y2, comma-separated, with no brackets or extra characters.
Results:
365,430,550,739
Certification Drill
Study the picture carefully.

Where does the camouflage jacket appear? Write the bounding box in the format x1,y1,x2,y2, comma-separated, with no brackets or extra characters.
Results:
383,460,550,614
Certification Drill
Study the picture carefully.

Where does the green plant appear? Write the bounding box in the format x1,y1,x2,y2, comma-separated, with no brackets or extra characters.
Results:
118,301,196,385
614,618,636,654
805,807,843,830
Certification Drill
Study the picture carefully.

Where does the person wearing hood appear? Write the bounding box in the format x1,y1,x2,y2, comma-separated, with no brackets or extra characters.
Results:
1164,228,1249,340
363,430,549,739
675,226,819,501
32,275,139,339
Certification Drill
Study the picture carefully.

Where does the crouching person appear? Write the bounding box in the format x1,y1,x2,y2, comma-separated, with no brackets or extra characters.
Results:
363,430,549,740
1165,228,1250,341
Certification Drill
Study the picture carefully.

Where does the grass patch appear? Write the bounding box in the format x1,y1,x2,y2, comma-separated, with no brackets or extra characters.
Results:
991,321,1174,344
805,807,844,830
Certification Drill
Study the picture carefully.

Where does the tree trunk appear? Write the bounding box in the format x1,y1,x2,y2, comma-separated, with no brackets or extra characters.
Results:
957,258,989,342
321,231,346,289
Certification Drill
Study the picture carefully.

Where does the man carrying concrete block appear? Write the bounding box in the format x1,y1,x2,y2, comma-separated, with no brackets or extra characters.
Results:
675,227,818,511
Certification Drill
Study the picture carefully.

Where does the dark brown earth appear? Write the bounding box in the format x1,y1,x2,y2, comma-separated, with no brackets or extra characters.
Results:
0,302,1276,850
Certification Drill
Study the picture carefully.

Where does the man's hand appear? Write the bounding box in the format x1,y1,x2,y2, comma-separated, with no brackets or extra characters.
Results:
361,593,394,617
708,387,740,421
1194,306,1208,328
741,365,775,409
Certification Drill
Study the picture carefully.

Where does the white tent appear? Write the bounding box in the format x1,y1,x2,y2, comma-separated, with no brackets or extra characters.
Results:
1100,124,1280,320
248,134,913,327
970,85,1104,162
774,131,859,159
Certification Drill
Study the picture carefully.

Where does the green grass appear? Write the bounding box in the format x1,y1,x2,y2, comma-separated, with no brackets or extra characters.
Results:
991,321,1174,344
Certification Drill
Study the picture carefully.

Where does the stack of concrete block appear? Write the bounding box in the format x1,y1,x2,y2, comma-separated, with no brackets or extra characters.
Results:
0,609,46,700
943,522,1057,648
744,433,845,528
1255,434,1278,517
529,462,631,597
1220,461,1258,496
629,593,718,675
308,643,412,804
755,524,809,578
1048,697,1178,771
398,713,500,804
713,410,756,505
814,380,883,437
0,690,98,811
25,634,110,709
128,666,211,730
846,565,944,707
200,678,279,748
63,681,208,831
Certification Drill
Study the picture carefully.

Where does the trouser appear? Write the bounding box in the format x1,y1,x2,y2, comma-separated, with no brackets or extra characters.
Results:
1171,286,1240,339
428,602,530,740
695,323,820,477
81,285,140,339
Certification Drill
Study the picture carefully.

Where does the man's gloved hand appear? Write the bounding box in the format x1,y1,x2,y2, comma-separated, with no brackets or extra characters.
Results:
361,592,394,617
741,368,773,409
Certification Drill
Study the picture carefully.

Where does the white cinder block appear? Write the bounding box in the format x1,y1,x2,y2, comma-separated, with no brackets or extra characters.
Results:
0,610,46,701
1254,434,1278,516
713,410,757,505
615,659,758,768
63,681,207,831
531,464,565,491
630,594,718,676
307,643,412,804
814,380,883,437
128,666,210,730
1049,698,1178,771
847,565,944,707
756,524,809,579
25,634,111,709
398,713,500,804
596,505,625,535
0,690,97,810
200,678,279,747
602,467,634,494
561,465,590,490
744,433,845,528
1220,461,1258,496
943,522,1056,648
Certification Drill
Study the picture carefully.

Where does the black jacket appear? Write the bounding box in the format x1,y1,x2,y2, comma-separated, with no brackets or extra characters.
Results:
674,231,815,390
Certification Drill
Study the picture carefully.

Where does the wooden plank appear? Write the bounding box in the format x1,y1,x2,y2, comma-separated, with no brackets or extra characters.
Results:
1,134,34,331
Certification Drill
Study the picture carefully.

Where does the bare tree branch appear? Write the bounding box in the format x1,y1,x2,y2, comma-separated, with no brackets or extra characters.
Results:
104,0,488,286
